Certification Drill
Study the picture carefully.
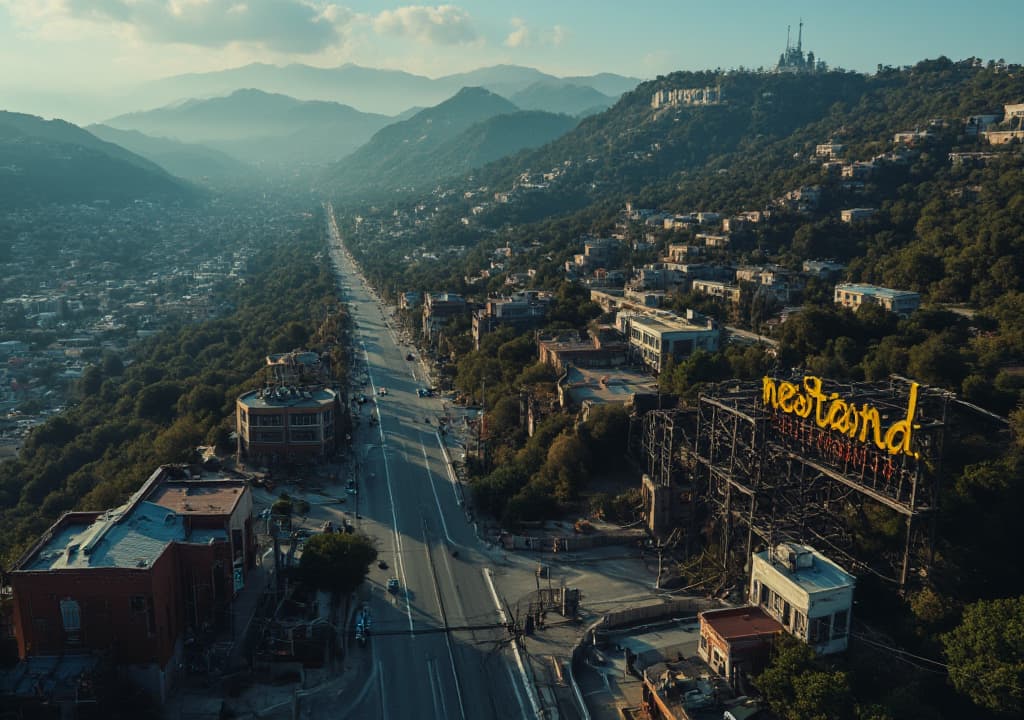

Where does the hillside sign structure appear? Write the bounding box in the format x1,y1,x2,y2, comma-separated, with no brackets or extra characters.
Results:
653,374,987,591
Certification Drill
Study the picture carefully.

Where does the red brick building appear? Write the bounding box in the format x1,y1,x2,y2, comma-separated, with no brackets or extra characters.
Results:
698,606,783,688
8,466,254,702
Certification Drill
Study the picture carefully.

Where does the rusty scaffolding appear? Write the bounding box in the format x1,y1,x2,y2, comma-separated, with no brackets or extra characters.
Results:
675,376,961,591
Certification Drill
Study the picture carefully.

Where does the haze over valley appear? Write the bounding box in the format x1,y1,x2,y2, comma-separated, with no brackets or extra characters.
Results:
2,3,1024,719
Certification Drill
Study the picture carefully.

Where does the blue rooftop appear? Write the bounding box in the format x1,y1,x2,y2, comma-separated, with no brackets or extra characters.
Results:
23,500,227,572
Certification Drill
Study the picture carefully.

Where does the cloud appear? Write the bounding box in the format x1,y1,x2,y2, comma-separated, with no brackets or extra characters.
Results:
550,25,566,48
504,17,529,49
55,0,347,53
373,5,477,45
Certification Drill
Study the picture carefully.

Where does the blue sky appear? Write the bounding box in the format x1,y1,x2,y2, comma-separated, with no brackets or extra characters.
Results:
1,1,1021,119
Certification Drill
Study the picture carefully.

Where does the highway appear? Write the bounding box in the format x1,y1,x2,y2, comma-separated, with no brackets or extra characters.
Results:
323,204,536,720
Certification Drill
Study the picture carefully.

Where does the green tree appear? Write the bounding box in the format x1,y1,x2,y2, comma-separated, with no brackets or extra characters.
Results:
942,595,1024,715
298,532,378,595
757,635,855,720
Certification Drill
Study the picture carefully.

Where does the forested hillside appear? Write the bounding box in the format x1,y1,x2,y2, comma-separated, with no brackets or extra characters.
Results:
336,58,1024,719
0,111,195,208
0,211,349,567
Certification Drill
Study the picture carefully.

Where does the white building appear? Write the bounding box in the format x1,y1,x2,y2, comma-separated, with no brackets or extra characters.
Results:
840,208,876,223
834,283,920,316
749,543,855,655
616,310,719,373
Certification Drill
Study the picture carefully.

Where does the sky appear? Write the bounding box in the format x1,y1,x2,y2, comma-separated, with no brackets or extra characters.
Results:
1,0,1022,122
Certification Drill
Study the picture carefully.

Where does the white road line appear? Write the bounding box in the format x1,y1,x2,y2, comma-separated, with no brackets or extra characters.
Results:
377,660,390,720
483,568,540,719
434,431,463,505
363,336,414,636
423,540,467,720
420,439,454,544
426,658,443,720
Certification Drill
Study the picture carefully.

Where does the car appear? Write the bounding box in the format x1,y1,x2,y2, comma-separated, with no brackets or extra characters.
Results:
346,487,358,495
378,560,388,570
406,353,415,361
379,387,387,396
386,577,400,593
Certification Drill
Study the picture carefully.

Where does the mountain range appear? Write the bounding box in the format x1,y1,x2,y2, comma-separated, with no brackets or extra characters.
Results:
321,88,579,196
104,89,393,167
0,111,193,209
132,63,638,117
86,124,250,182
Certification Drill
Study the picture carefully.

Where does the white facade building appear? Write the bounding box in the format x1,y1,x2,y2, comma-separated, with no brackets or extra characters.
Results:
749,543,855,655
834,283,920,316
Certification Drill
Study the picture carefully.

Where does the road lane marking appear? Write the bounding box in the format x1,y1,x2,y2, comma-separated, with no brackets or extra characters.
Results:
426,658,443,720
363,333,413,636
422,526,467,720
420,440,454,544
483,568,540,719
434,431,463,505
377,660,390,720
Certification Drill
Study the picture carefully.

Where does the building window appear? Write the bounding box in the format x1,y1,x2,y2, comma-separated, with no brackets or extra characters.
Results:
809,615,832,644
131,596,156,635
700,634,708,650
793,611,807,638
60,598,81,646
289,413,317,426
832,610,848,638
290,429,318,442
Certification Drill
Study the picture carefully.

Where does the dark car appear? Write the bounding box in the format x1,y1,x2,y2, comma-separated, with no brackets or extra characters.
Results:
378,560,388,570
406,353,415,361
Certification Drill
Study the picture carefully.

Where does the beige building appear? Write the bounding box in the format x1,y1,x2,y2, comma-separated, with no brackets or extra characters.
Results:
617,310,719,373
834,282,920,316
750,544,855,655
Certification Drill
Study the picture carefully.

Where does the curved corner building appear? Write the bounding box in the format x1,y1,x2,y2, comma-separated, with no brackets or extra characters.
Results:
236,385,341,464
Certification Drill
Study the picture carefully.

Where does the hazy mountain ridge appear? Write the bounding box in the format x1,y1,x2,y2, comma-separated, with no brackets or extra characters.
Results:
87,124,251,182
134,63,641,117
323,87,523,193
0,111,193,208
104,89,394,167
509,81,617,117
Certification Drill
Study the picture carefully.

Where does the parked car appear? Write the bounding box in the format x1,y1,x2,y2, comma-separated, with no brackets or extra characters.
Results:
379,387,388,396
387,577,400,593
406,353,415,361
378,560,388,570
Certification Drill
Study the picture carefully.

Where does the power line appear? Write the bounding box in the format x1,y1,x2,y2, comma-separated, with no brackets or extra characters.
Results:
850,631,949,673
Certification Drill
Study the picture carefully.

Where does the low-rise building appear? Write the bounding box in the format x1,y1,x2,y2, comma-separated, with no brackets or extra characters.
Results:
802,259,846,278
557,365,659,417
698,606,784,686
236,385,341,463
692,280,742,306
618,310,719,373
815,141,844,158
538,327,629,373
840,207,876,223
399,291,423,309
749,543,855,655
422,292,467,339
834,282,920,316
471,291,552,349
8,466,255,702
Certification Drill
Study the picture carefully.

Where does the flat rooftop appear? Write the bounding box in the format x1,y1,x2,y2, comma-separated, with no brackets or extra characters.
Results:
835,283,918,299
565,366,658,406
700,606,784,641
630,313,710,333
149,481,245,516
21,501,227,572
753,545,855,595
15,467,246,572
238,386,337,409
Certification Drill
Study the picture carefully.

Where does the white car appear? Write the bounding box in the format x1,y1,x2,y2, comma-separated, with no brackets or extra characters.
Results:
379,387,388,396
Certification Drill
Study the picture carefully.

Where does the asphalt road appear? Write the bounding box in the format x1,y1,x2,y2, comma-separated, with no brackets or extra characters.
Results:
323,205,535,720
